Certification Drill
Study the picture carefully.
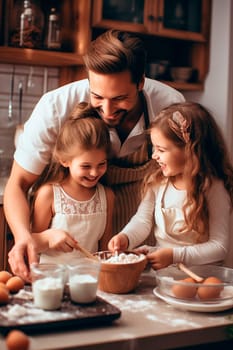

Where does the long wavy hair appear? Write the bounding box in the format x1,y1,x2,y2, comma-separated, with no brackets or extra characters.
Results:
143,102,233,240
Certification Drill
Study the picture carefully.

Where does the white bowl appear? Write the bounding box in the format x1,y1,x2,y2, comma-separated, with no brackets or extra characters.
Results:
170,67,193,82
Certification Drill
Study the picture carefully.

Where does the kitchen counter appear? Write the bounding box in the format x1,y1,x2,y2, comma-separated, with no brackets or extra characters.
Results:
0,271,233,350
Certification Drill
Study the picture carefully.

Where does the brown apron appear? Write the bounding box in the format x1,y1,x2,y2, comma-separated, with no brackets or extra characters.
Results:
105,92,156,246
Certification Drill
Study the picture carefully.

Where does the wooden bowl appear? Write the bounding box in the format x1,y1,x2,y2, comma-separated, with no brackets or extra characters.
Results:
95,251,147,294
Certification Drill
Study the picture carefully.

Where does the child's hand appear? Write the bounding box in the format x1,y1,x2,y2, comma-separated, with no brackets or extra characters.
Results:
133,245,151,255
147,248,173,270
44,229,77,252
108,233,129,252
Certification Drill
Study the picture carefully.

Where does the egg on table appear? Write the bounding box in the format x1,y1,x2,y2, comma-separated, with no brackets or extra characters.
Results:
171,277,197,299
0,285,9,304
0,270,12,283
6,276,25,294
0,281,8,290
6,329,30,350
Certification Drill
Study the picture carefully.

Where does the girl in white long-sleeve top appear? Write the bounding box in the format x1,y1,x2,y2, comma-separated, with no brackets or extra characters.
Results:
108,102,233,269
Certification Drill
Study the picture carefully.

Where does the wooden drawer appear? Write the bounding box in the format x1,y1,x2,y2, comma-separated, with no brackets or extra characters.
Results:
0,205,7,270
0,206,13,271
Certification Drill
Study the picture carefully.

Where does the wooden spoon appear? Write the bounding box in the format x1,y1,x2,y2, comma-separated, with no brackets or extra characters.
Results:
75,243,99,261
177,263,204,283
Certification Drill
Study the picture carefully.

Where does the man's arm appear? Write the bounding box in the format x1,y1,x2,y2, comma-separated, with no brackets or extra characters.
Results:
3,160,39,281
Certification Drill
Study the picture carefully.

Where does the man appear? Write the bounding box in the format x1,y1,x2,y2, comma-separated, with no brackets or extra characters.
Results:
4,29,185,280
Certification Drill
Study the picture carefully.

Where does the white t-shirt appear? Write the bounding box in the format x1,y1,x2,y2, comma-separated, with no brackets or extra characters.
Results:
123,179,231,265
14,78,185,174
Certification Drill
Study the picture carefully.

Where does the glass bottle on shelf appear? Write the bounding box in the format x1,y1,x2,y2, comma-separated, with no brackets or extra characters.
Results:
10,0,44,49
46,7,61,50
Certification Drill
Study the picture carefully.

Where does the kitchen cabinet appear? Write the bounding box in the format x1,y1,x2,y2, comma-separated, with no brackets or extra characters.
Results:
0,0,211,90
0,206,7,270
92,0,210,41
0,178,14,272
0,206,14,272
0,0,92,86
92,0,211,91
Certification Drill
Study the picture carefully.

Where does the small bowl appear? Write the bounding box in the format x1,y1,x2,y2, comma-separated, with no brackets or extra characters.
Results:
147,60,169,79
95,251,147,294
170,67,193,82
155,265,233,302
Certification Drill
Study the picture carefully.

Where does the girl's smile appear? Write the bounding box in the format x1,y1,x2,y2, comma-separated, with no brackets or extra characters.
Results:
150,127,186,181
62,148,108,193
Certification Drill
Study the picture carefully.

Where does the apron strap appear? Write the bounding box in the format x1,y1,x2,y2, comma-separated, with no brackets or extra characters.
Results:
140,91,152,158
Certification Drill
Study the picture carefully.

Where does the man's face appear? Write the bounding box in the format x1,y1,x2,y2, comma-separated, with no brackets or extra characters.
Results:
89,70,144,127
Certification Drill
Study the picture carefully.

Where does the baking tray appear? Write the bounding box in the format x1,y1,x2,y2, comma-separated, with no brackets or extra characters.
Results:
0,288,121,335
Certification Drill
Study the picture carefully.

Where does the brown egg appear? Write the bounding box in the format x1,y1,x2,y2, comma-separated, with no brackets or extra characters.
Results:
0,286,9,304
0,281,8,290
197,276,224,300
6,329,30,350
0,270,12,283
172,277,197,299
6,276,25,294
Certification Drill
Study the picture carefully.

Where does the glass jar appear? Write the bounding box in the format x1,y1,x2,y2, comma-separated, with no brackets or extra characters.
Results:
68,259,101,304
46,7,61,50
10,0,44,49
30,263,66,310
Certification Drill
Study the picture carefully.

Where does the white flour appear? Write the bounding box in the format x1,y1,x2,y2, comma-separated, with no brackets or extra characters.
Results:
32,277,64,310
69,274,98,303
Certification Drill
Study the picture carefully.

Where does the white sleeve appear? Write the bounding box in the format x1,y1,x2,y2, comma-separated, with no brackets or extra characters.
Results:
173,181,231,265
14,80,90,175
122,188,155,249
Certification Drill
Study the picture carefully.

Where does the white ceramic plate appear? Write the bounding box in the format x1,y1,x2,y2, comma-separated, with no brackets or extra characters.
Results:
153,287,233,312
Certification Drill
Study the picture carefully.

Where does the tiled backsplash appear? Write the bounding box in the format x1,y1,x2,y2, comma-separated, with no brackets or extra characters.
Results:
0,63,59,171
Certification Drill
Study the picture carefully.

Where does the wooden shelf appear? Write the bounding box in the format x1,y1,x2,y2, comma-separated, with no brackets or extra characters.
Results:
0,47,84,67
161,80,204,91
0,0,210,90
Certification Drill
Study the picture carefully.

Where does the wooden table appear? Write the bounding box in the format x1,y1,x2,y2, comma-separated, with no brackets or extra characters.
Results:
1,270,233,349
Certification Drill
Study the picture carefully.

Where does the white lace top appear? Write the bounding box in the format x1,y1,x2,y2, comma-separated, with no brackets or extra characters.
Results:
56,184,103,215
39,183,107,265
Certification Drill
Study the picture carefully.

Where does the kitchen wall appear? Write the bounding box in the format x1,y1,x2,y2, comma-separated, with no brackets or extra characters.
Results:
0,64,59,170
183,0,233,267
183,0,233,146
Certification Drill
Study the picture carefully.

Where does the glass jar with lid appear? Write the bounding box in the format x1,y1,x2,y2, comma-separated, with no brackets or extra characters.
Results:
46,7,61,50
10,0,44,49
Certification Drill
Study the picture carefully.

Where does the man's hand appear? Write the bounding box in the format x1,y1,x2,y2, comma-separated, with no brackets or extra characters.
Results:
8,237,39,282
